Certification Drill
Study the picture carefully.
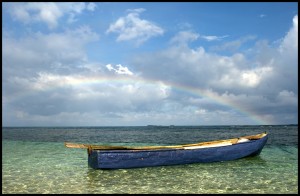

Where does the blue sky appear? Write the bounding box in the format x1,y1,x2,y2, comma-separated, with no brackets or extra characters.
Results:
2,2,298,126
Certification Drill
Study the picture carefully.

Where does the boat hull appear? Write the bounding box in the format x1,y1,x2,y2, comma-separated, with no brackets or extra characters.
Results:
88,134,268,169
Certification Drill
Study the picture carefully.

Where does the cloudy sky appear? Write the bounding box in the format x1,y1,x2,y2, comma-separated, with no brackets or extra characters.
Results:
2,2,298,126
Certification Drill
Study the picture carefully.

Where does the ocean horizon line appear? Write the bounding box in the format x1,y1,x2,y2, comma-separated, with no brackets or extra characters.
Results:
2,124,298,128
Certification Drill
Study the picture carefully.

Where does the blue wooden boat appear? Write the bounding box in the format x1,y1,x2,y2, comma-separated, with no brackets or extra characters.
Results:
65,132,268,169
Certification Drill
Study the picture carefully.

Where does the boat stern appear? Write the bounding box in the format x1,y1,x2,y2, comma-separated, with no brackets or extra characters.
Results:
88,150,100,169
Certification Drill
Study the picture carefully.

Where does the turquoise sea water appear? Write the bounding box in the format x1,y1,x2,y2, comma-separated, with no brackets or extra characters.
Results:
2,125,298,194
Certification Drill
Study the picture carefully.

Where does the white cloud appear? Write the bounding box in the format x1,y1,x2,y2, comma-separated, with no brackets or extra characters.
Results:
106,64,134,75
195,109,206,115
2,6,298,126
2,25,100,107
106,8,164,46
200,35,229,41
170,31,199,45
279,15,298,53
211,35,256,52
126,8,145,13
216,66,273,88
86,3,97,11
6,2,96,29
133,44,274,91
276,90,298,106
130,15,298,124
3,25,99,77
4,71,172,120
169,32,228,47
267,14,298,94
241,71,261,87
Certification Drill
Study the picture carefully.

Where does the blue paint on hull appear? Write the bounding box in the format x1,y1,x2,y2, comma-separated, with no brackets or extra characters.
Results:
88,134,268,169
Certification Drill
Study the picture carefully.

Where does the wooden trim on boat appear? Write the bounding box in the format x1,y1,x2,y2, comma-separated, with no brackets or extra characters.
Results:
65,132,267,151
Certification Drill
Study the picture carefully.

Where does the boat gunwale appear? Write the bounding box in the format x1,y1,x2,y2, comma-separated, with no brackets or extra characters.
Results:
65,132,267,151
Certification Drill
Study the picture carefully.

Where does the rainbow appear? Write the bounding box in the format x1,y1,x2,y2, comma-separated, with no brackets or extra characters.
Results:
23,73,270,125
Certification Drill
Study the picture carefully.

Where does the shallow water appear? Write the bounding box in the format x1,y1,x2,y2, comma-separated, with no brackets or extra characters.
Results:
2,125,298,194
